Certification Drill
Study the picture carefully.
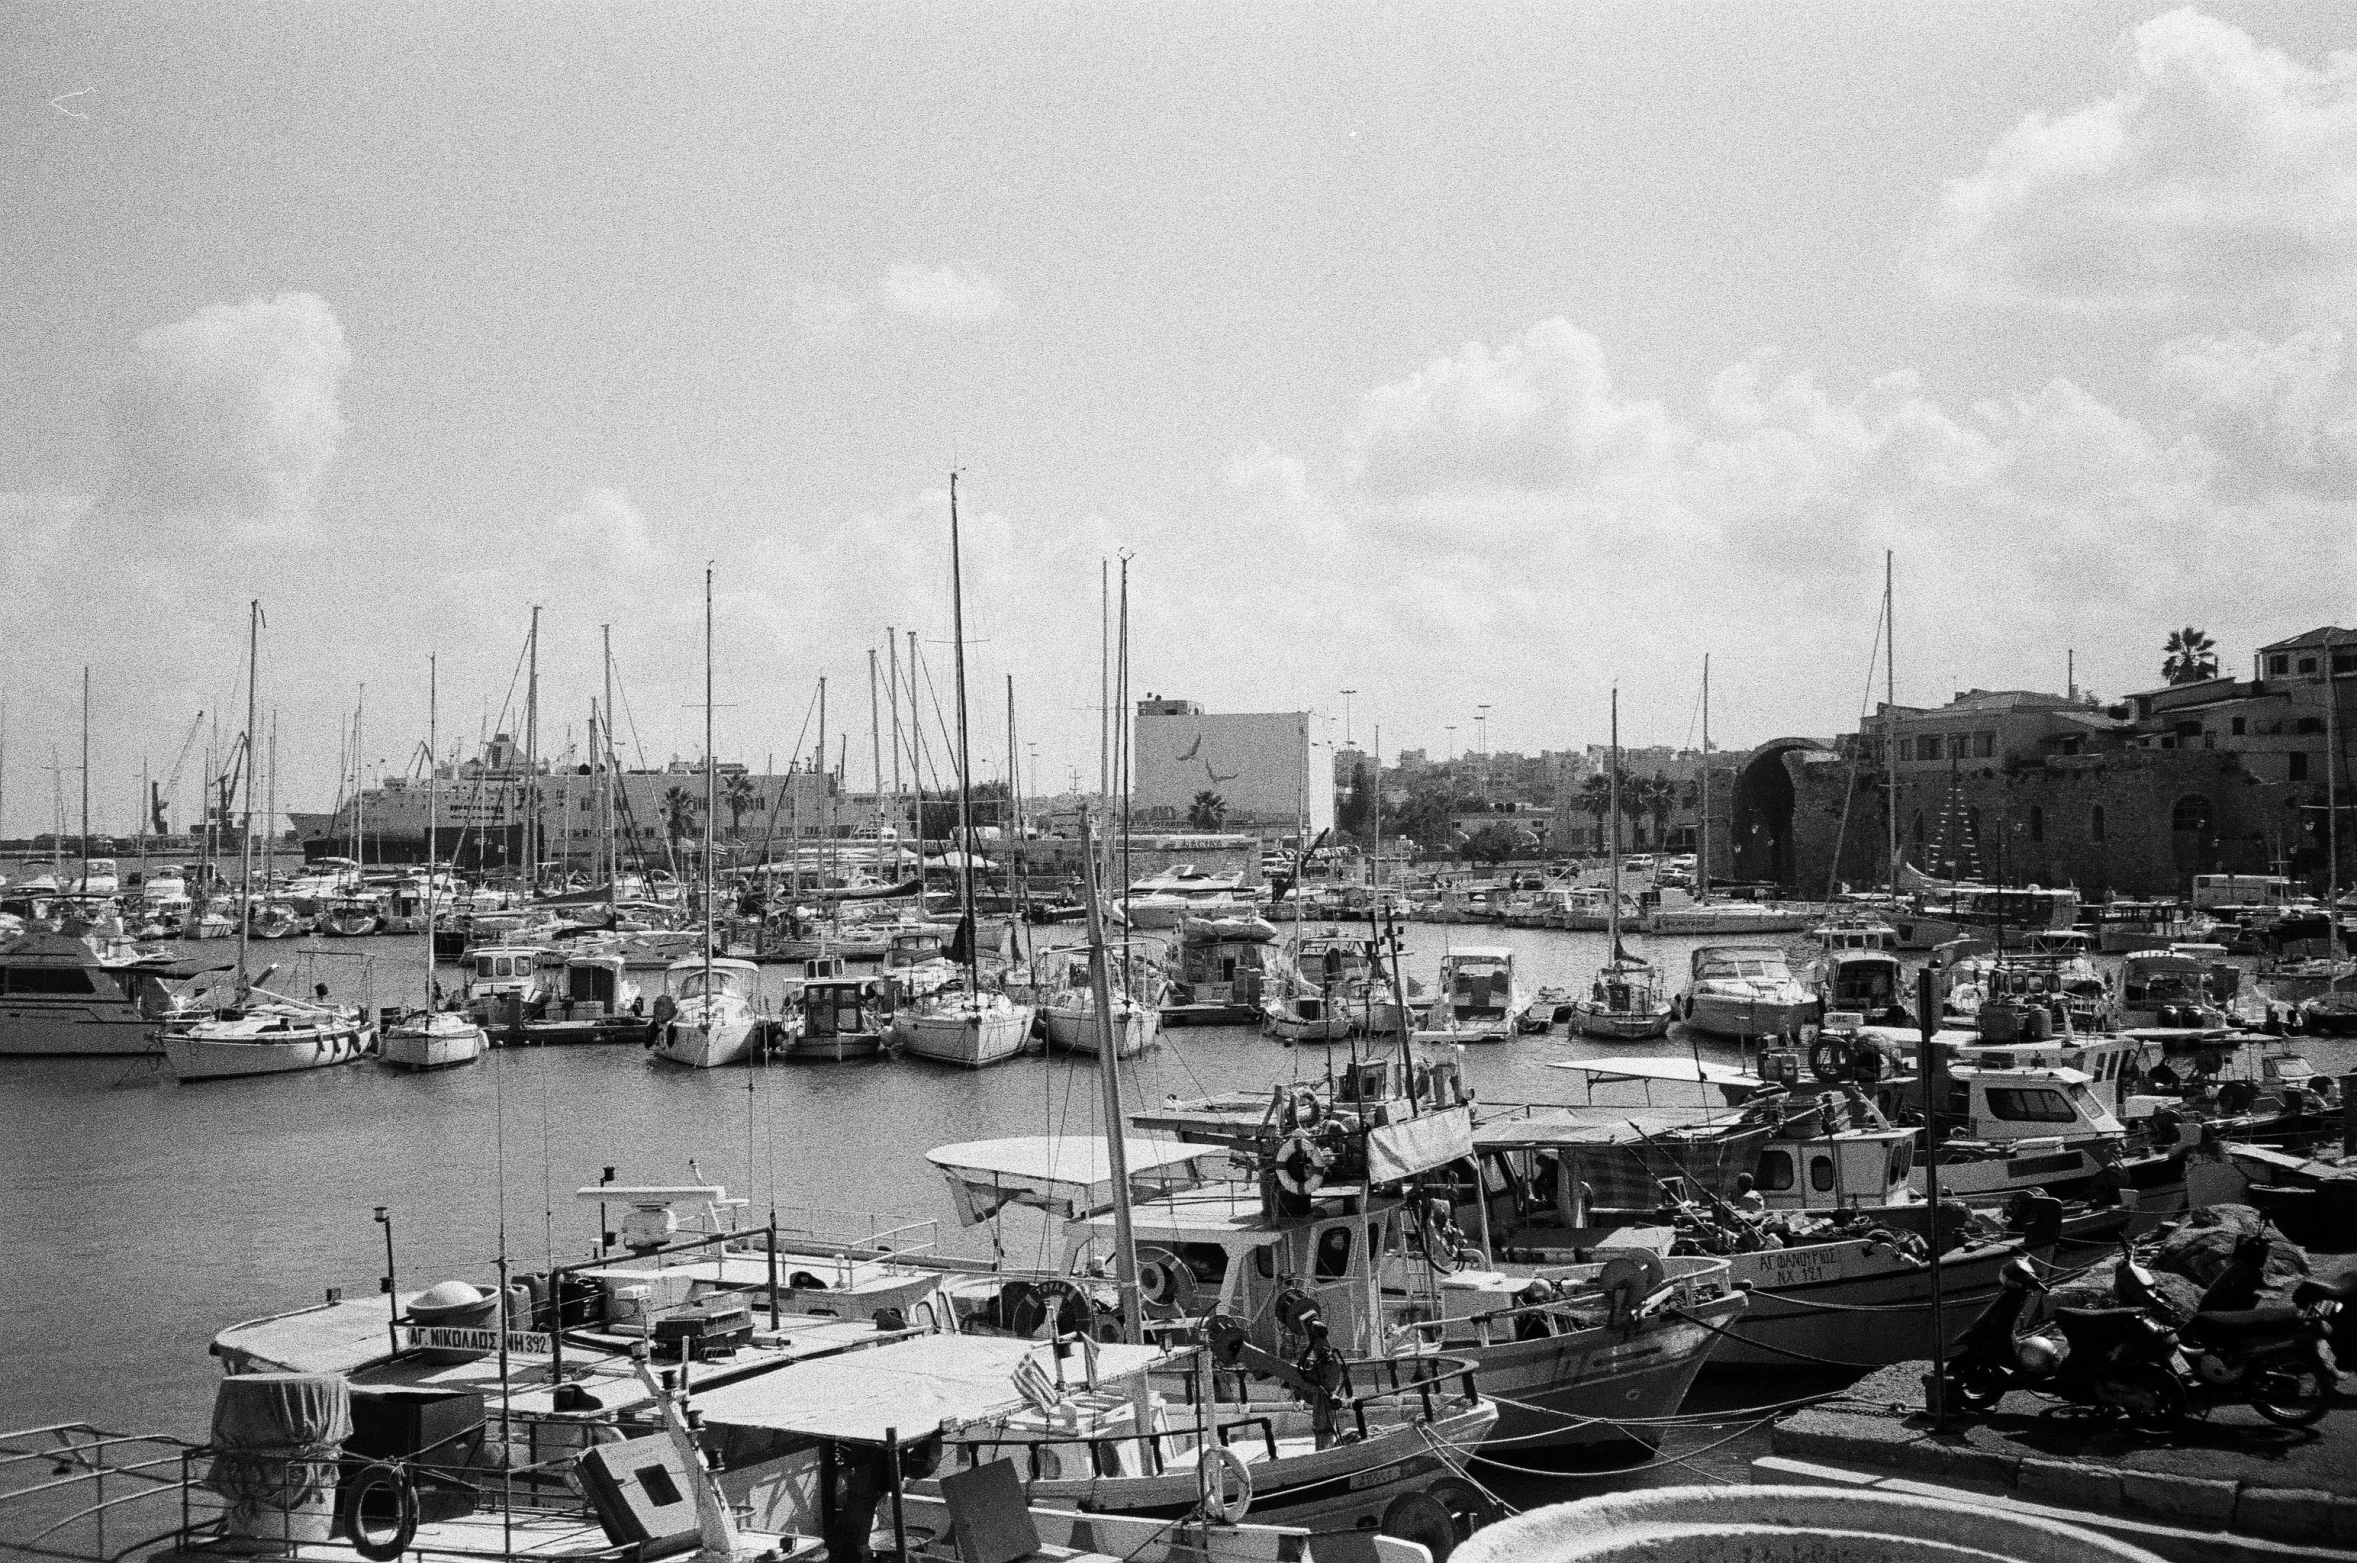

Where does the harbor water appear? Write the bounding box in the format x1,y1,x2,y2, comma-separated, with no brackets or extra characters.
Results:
6,923,2349,1502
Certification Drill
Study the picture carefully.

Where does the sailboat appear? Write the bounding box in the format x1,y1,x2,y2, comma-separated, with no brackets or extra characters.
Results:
891,475,1035,1068
383,656,488,1071
650,568,765,1068
1569,689,1672,1041
163,603,377,1081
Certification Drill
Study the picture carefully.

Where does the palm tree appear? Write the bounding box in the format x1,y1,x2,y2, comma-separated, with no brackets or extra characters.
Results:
724,772,755,837
1646,770,1675,850
1578,773,1612,852
1186,790,1227,830
2162,626,2219,686
661,785,696,841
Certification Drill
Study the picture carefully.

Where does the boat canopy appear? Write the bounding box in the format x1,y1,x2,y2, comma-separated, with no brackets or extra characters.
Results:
927,1135,1222,1227
1471,1106,1739,1150
691,1334,1163,1446
1548,1055,1764,1090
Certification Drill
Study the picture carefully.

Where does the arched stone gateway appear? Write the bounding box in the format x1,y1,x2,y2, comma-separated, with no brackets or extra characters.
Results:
1730,738,1834,891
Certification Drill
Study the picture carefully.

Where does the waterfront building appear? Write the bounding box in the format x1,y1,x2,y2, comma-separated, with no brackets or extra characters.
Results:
1130,696,1333,836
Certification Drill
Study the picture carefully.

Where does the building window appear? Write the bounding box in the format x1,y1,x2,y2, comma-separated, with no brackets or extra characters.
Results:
1966,807,1981,842
1911,812,1925,845
1921,735,1942,762
2337,651,2357,675
2028,806,2043,843
2231,716,2246,736
2299,657,2318,674
2171,795,2212,833
2091,805,2106,843
2291,752,2310,781
2269,654,2291,675
1974,731,1994,759
2296,717,2325,735
1897,738,1914,762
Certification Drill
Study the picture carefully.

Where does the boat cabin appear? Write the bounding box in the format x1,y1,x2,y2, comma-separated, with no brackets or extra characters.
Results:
1930,1064,2123,1147
467,945,544,997
1689,945,1793,984
666,958,761,1003
797,973,877,1039
1939,1032,2144,1112
1806,949,1906,1022
561,952,633,1011
884,926,949,971
1436,947,1517,1021
2117,949,2230,1025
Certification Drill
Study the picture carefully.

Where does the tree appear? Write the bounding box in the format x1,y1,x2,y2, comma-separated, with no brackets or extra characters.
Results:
661,786,696,841
724,773,755,836
1187,790,1228,830
2162,626,2219,686
1578,773,1613,852
1392,788,1454,852
1462,823,1522,865
1647,770,1675,850
1337,760,1373,837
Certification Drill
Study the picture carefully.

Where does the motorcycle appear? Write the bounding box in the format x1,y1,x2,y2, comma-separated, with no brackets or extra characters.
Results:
1937,1254,2185,1431
2116,1233,2342,1428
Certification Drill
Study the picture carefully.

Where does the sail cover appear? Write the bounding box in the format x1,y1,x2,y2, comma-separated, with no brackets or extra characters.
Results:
928,1136,1218,1226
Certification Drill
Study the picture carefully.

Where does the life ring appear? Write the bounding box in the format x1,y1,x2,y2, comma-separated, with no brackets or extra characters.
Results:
1809,1037,1848,1081
1271,1132,1330,1198
1008,1278,1091,1339
345,1462,418,1563
1199,1445,1252,1524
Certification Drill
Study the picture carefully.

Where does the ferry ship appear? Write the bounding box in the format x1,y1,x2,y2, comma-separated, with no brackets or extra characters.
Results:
290,734,900,869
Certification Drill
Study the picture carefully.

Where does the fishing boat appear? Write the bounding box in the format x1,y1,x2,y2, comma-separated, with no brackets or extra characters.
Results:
1411,945,1531,1043
463,944,548,1025
1159,913,1277,1025
779,957,887,1060
519,951,647,1044
1676,944,1815,1041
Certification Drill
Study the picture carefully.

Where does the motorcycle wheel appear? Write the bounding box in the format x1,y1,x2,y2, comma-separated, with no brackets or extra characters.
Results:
1947,1362,2007,1415
2249,1361,2332,1427
2105,1363,2186,1434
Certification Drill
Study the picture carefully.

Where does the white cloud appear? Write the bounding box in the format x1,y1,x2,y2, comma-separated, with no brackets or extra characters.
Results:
2156,325,2357,494
549,486,660,567
101,292,350,525
788,278,867,339
1923,9,2357,310
881,263,1008,324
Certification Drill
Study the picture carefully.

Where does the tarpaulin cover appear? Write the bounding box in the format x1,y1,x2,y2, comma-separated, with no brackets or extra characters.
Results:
1364,1105,1475,1182
208,1372,353,1540
929,1135,1216,1226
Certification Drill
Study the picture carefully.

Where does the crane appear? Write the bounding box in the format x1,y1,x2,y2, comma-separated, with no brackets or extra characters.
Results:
152,711,205,835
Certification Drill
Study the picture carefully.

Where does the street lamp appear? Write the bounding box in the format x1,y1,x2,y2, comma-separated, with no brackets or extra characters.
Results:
1476,705,1491,803
1445,725,1457,762
1340,690,1357,748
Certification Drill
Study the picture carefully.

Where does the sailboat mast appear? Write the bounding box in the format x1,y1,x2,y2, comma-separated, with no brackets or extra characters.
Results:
1699,657,1710,898
886,627,904,799
870,648,885,852
949,474,980,994
2327,628,2340,915
354,688,366,872
426,654,438,1007
1079,810,1141,1341
604,624,616,910
1607,689,1620,953
1885,550,1898,893
266,712,277,893
817,675,829,891
237,602,258,982
79,666,89,890
525,607,540,890
1100,559,1110,806
703,566,715,987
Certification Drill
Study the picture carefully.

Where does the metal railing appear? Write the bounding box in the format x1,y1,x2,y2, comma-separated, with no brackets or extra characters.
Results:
0,1423,205,1563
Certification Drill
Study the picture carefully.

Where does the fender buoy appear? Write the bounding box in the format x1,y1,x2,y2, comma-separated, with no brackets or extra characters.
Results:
2217,1080,2256,1115
1199,1445,1252,1524
1009,1278,1091,1339
1271,1132,1331,1198
1135,1246,1200,1317
651,993,678,1029
1293,1089,1323,1130
345,1463,418,1563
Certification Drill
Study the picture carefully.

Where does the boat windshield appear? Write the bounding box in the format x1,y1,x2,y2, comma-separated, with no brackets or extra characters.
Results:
1699,955,1787,981
677,966,758,1001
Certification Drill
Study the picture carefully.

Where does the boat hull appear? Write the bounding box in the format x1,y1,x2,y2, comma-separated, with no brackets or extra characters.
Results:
782,1029,886,1061
893,1004,1033,1067
1699,1240,2014,1369
650,1018,759,1068
1683,991,1815,1042
1568,1003,1671,1042
163,1023,376,1080
380,1019,487,1071
1043,1003,1156,1058
1459,1295,1739,1448
0,1004,161,1057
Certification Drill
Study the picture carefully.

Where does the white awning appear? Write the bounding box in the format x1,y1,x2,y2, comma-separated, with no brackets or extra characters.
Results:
927,1135,1218,1226
1547,1055,1763,1089
691,1334,1163,1445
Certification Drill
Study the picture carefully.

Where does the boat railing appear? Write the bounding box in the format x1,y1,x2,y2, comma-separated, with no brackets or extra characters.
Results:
0,1423,205,1563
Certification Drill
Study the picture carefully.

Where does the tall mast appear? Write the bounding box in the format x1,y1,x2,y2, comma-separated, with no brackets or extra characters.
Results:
1079,810,1141,1341
266,711,277,891
354,686,366,871
604,624,616,910
525,607,540,890
79,666,89,890
1100,559,1110,805
703,566,715,988
1885,550,1898,893
869,648,885,853
1699,656,1710,899
886,627,904,800
425,654,438,1007
817,675,830,893
237,601,259,983
2327,628,2340,917
949,474,980,995
1607,688,1621,955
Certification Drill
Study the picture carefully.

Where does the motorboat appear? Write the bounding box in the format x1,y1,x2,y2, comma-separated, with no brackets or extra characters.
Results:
780,959,887,1061
378,1008,487,1070
463,944,548,1026
648,956,765,1068
1801,945,1911,1026
1640,888,1818,935
1412,946,1532,1043
1159,913,1277,1025
520,952,648,1045
70,858,120,895
1115,864,1260,929
0,929,229,1056
2089,897,2207,954
1676,944,1814,1042
2115,948,2237,1040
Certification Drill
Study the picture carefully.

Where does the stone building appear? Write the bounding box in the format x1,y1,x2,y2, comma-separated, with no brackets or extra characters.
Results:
1731,627,2357,898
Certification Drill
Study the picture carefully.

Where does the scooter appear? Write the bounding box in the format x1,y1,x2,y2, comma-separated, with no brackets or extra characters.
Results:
1937,1254,2185,1431
2116,1233,2342,1428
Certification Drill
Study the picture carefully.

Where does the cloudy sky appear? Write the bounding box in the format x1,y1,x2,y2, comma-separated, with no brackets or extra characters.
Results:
7,3,2357,836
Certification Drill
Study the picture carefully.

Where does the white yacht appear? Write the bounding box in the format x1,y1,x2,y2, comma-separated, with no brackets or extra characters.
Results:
648,956,764,1067
1678,944,1815,1041
0,930,223,1056
1115,864,1260,929
1411,945,1531,1043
